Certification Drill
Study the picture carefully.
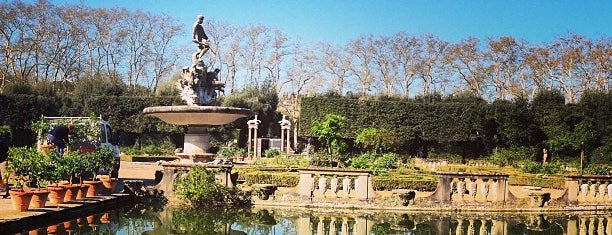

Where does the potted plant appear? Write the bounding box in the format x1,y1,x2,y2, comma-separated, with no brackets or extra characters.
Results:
82,146,115,196
47,152,68,204
95,146,119,195
25,148,52,208
6,147,34,211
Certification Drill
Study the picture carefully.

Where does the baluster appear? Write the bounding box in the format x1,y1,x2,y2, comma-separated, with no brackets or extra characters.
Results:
330,175,339,197
598,183,606,201
579,217,587,235
457,178,466,202
342,176,351,196
329,217,337,235
450,180,456,199
467,219,475,235
597,217,604,235
317,216,325,235
607,184,612,201
318,176,327,197
342,217,349,235
480,179,490,202
456,219,464,235
606,216,612,235
581,183,589,200
491,179,499,201
589,183,598,201
479,219,488,235
588,217,595,235
468,179,477,201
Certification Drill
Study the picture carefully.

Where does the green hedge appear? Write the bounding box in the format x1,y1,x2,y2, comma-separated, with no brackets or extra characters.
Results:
372,177,438,191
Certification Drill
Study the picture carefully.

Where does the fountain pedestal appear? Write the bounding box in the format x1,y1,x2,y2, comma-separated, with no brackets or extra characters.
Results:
143,105,252,163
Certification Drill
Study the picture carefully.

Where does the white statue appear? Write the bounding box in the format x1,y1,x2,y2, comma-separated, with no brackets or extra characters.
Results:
278,115,291,127
247,115,262,125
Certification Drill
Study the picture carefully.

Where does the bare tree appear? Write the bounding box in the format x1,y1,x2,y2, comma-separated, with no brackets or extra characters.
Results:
148,14,181,94
348,35,376,95
241,24,270,88
320,42,351,95
264,29,289,93
390,32,421,97
486,36,529,99
417,34,450,96
372,35,399,95
448,37,489,97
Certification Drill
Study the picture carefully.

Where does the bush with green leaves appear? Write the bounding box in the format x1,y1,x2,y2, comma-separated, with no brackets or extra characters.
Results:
174,166,250,206
355,127,400,154
263,148,282,158
350,153,376,169
7,147,53,189
583,164,612,175
520,161,565,175
487,147,537,167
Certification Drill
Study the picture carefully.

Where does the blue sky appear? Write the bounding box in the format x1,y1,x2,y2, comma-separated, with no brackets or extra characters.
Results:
49,0,610,45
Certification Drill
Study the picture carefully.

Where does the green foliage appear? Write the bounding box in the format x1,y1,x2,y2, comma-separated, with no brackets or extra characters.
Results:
263,148,282,158
372,178,438,191
311,113,347,155
141,144,167,156
62,150,87,184
583,164,612,175
0,125,12,140
372,153,399,172
240,171,299,187
174,166,251,206
355,127,400,153
350,153,376,169
487,147,537,167
7,147,52,189
520,161,565,175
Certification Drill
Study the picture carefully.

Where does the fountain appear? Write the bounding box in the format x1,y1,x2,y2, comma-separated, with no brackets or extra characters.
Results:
142,15,252,197
143,14,252,164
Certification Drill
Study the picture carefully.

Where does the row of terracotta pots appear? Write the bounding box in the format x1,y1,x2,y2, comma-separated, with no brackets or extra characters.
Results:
9,177,118,212
26,212,115,234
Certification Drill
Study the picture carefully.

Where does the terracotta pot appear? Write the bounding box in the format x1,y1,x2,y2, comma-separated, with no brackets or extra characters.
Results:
63,220,76,232
47,186,68,204
30,189,50,208
83,180,104,197
76,184,89,199
9,189,33,212
62,184,80,202
87,214,100,227
99,175,118,195
47,224,63,234
100,212,111,224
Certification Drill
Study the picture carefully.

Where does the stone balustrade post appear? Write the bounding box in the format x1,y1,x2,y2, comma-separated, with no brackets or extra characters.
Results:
457,178,466,202
330,175,339,197
298,172,314,197
318,176,327,197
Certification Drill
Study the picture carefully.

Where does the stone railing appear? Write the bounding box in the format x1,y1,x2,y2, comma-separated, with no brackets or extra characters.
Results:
297,168,375,201
559,175,612,204
425,172,515,203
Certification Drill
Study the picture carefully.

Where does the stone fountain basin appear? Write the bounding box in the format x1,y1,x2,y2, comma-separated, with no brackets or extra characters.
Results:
143,105,253,126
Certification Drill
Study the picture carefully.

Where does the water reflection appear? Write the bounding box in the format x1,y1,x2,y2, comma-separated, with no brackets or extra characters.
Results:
26,205,612,235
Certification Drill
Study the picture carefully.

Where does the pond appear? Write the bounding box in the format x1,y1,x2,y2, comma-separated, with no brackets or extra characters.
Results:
23,204,612,235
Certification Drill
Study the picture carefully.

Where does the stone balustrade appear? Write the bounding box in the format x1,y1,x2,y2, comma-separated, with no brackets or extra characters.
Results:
560,175,612,204
425,172,514,204
297,168,375,201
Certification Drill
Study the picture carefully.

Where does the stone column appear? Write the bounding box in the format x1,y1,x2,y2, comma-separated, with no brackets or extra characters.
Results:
354,217,371,235
317,216,325,235
298,172,314,197
564,178,580,203
296,217,312,235
355,174,374,200
566,219,578,235
341,217,349,235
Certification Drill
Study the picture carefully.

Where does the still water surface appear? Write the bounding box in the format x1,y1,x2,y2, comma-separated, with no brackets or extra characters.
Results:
26,204,612,235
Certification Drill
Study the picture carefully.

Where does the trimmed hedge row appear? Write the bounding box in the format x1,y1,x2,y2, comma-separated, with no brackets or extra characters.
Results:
372,177,438,191
236,169,439,191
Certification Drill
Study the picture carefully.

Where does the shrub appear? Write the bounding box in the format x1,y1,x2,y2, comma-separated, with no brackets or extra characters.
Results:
487,147,537,167
584,164,612,175
263,148,282,158
520,161,565,175
350,153,376,169
174,166,250,206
